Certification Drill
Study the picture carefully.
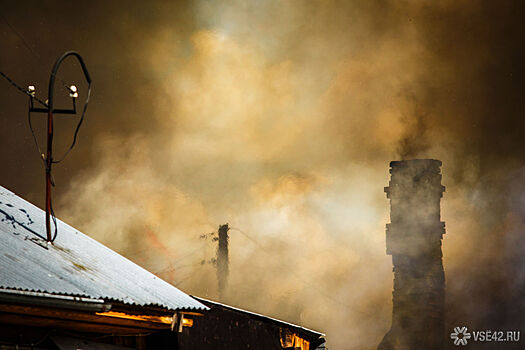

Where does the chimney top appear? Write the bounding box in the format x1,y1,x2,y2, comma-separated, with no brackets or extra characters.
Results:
389,158,442,167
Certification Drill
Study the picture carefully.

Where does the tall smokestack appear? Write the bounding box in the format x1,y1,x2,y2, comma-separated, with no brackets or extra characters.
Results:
378,159,446,350
217,223,230,299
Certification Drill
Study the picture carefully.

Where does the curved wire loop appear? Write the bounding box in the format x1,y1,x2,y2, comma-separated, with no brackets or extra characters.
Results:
48,51,92,164
42,51,92,242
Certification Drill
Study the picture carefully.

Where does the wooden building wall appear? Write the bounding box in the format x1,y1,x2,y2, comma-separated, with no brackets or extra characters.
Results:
178,306,284,350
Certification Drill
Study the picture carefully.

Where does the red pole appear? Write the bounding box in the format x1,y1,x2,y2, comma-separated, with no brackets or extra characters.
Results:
45,108,53,242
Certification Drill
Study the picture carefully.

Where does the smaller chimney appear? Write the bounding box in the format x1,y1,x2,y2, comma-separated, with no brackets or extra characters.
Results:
217,223,229,299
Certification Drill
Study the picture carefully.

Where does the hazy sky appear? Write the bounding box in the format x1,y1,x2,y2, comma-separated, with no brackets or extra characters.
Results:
1,1,524,349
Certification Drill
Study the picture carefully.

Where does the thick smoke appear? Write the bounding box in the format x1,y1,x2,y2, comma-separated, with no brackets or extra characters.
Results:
1,1,524,349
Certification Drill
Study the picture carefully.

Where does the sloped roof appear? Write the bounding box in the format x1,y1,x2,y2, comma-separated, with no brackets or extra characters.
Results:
0,185,206,311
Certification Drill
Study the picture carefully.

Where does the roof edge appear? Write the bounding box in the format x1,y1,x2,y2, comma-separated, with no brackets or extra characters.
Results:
0,288,111,312
192,296,325,337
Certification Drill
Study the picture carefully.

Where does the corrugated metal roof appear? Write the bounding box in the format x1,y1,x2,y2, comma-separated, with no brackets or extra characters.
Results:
0,185,207,311
192,296,325,338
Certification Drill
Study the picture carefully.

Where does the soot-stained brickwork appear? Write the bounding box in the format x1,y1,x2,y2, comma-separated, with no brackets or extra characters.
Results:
379,159,446,350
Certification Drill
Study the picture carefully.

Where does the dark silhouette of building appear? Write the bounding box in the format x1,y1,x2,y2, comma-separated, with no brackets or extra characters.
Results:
180,297,325,350
378,159,446,350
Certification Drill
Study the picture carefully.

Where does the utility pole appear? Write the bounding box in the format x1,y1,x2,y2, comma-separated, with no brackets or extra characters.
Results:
216,223,230,299
28,51,91,242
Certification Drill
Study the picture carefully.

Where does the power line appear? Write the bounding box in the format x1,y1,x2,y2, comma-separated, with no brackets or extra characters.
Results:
166,225,375,316
172,242,209,266
0,14,72,93
51,85,91,164
0,14,41,61
156,260,205,275
174,264,206,288
229,227,378,318
0,70,47,107
152,242,209,275
27,99,45,161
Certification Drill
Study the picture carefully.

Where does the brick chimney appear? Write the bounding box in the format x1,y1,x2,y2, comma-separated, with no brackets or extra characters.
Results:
378,159,446,350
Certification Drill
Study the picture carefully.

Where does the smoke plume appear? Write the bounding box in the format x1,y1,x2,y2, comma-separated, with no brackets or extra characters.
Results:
1,1,524,349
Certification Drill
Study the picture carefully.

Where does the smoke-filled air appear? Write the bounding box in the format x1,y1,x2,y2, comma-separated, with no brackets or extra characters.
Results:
0,1,524,349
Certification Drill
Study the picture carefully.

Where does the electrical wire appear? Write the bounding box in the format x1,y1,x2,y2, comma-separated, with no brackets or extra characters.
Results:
0,70,47,107
24,77,92,243
42,51,92,243
51,82,91,164
172,242,209,266
50,200,58,243
1,50,91,244
1,66,85,168
228,227,378,318
156,260,205,275
0,14,72,93
174,264,206,287
153,242,209,276
0,15,40,63
27,99,45,162
1,69,58,243
47,79,91,243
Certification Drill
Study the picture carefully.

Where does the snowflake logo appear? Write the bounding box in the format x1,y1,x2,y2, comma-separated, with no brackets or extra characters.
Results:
451,326,472,346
